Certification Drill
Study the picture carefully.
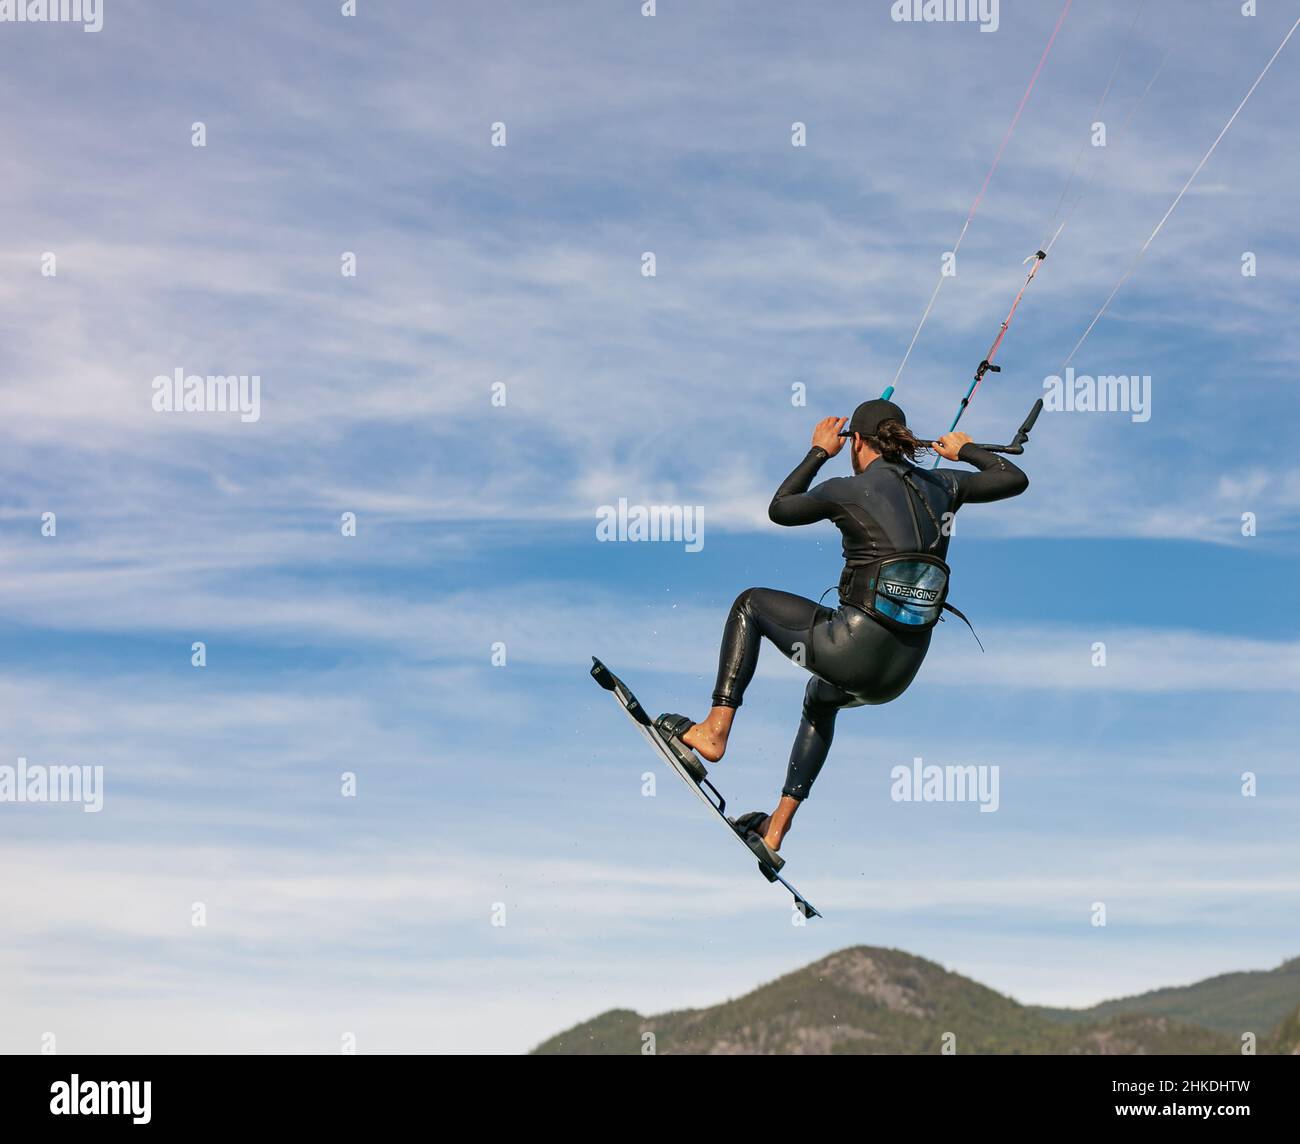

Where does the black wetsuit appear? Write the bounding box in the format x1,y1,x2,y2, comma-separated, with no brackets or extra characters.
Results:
711,443,1028,800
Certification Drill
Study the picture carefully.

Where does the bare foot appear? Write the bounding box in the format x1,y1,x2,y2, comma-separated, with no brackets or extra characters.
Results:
679,706,736,762
681,721,727,762
763,795,801,852
750,815,776,848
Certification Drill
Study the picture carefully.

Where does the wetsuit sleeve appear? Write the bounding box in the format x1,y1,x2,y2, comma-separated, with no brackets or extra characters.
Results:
768,447,835,526
948,443,1029,507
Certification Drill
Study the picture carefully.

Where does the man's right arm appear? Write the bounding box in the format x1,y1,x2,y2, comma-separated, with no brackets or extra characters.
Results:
950,443,1029,506
769,448,835,526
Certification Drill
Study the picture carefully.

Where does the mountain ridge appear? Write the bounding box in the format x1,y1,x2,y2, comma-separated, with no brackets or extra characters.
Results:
1032,954,1300,1034
531,946,1300,1055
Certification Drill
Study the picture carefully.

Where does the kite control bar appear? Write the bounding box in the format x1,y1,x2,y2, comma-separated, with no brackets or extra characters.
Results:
918,397,1043,455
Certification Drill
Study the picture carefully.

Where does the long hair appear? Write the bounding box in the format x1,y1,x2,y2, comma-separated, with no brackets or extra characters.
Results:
862,418,932,464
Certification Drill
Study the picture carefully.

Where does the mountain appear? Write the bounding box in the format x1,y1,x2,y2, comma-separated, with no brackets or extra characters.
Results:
531,946,1264,1055
1033,955,1300,1036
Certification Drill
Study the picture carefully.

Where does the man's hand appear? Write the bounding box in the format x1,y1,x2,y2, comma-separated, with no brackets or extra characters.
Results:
933,431,972,461
812,416,848,457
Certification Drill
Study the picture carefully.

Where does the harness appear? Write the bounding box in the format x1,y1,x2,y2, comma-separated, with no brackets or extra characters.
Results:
836,468,982,649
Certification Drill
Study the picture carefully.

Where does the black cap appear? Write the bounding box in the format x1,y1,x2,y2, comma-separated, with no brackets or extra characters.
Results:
839,398,906,439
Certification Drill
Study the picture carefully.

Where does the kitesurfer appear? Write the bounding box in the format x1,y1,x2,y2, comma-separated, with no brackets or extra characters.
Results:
653,399,1028,867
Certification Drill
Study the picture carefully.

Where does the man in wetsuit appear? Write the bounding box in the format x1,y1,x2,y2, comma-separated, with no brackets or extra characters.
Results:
654,398,1028,867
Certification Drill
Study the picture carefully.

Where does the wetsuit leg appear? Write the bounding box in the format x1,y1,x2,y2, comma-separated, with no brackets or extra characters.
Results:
778,608,929,800
709,587,931,801
782,676,866,800
710,588,829,708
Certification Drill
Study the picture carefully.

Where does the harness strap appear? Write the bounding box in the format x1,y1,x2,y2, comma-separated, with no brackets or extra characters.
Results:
897,469,944,552
941,601,984,652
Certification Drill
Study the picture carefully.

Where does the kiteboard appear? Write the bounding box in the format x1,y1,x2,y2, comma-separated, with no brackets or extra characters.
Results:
590,656,820,919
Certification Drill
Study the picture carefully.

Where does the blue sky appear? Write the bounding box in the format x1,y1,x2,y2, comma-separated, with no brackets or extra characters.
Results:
1,0,1298,1054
